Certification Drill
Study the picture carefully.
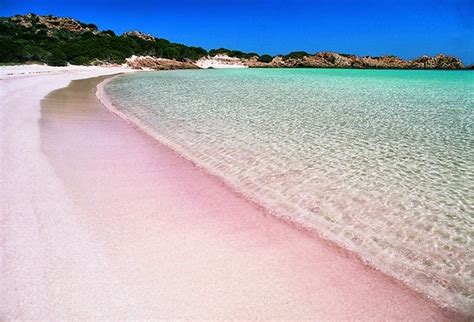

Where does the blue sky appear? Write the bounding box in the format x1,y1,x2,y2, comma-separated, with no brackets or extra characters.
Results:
1,0,473,64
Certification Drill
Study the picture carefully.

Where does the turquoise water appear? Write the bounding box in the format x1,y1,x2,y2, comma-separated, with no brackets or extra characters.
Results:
105,69,473,313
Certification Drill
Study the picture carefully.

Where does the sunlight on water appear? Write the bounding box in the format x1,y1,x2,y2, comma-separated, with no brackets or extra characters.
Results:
106,69,474,313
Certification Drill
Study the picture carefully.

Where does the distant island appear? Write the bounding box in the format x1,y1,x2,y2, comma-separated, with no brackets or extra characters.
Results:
0,13,471,70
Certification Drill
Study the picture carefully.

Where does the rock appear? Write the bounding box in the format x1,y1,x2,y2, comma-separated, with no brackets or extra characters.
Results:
243,52,465,69
122,30,156,41
125,55,199,70
9,13,100,36
410,54,464,69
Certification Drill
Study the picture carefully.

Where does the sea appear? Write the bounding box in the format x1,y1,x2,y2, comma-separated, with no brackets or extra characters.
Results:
105,68,473,314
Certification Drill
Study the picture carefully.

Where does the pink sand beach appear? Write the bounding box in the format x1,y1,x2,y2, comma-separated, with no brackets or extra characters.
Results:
0,67,465,320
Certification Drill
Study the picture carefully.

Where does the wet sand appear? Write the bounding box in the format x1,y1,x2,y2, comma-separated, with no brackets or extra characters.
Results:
1,72,465,320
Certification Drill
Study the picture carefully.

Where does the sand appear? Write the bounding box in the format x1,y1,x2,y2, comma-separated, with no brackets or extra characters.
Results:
195,55,248,68
0,66,464,320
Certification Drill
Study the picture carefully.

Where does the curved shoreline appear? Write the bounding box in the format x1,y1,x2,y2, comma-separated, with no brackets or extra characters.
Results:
96,74,468,318
0,66,466,319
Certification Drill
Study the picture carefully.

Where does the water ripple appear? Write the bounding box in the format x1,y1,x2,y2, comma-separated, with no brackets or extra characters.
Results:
106,68,474,314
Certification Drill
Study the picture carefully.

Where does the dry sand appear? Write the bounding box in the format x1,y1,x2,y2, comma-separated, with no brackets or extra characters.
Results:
0,66,464,320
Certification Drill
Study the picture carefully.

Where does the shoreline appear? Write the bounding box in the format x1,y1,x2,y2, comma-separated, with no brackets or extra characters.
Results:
96,73,466,315
0,66,467,319
98,73,472,317
1,62,470,78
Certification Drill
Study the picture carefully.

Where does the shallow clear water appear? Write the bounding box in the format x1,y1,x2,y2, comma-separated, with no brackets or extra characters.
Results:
106,69,473,313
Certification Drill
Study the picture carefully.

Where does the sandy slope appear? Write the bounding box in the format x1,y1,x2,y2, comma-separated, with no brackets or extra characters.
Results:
0,66,464,320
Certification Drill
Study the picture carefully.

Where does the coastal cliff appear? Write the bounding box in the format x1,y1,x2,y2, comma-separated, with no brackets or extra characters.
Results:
0,13,468,70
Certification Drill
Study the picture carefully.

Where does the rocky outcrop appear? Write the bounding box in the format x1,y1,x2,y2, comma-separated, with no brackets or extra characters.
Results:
409,54,464,69
8,13,100,37
125,55,199,70
122,30,156,41
243,52,465,69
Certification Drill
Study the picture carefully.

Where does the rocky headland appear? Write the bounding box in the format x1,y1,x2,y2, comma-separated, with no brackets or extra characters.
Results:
243,52,465,69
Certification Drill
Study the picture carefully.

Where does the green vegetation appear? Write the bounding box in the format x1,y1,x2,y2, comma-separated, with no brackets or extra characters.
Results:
208,47,258,59
0,14,208,65
257,54,273,63
339,53,355,58
283,51,310,60
0,14,466,69
47,48,67,66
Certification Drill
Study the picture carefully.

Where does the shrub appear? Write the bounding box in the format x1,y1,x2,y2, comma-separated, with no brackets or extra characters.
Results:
84,23,97,29
0,14,210,65
284,51,309,59
258,54,273,63
208,48,255,59
70,55,91,65
103,29,116,37
47,48,67,66
0,39,24,62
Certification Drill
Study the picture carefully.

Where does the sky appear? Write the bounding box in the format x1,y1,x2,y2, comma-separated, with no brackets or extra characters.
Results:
1,0,473,64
